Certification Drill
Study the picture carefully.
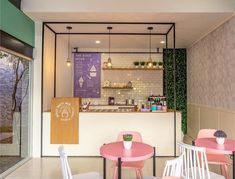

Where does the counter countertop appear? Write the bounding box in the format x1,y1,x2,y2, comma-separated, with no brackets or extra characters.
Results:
80,109,178,113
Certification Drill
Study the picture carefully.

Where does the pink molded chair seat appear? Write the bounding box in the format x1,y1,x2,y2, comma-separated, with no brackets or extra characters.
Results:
197,129,231,179
113,131,144,179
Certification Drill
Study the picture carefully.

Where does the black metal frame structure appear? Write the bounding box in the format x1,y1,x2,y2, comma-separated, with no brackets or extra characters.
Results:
41,22,176,162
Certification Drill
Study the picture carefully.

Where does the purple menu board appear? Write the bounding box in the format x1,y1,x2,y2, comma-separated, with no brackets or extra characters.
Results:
74,53,101,98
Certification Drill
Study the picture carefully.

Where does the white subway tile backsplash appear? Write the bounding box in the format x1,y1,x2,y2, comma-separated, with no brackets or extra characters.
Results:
83,53,163,105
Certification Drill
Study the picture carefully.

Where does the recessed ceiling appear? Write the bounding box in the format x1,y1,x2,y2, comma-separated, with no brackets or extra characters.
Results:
35,12,234,48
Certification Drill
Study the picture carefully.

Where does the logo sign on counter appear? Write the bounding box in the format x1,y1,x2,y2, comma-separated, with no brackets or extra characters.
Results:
51,98,79,144
74,53,101,98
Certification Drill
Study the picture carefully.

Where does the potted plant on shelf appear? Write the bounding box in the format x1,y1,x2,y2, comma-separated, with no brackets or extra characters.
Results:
123,134,133,149
153,61,157,68
158,61,163,69
214,130,227,145
134,61,139,68
140,61,145,68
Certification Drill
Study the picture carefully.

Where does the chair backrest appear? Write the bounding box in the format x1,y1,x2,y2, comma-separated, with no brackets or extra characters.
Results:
117,131,142,142
58,145,73,179
178,142,210,179
197,129,216,139
163,154,183,177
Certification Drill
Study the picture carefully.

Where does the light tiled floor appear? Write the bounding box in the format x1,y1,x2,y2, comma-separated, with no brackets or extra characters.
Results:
4,156,232,179
4,136,233,179
5,157,170,179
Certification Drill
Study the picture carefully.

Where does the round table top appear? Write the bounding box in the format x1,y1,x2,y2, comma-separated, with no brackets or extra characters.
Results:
100,141,154,162
195,138,235,155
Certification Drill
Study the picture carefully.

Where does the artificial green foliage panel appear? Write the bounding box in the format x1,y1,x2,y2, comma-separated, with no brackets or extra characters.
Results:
163,49,187,134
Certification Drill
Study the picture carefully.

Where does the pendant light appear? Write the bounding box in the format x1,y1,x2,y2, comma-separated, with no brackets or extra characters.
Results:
107,26,113,68
66,26,72,67
147,27,153,68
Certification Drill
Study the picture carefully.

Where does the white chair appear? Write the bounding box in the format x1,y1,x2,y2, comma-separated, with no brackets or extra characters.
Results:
58,145,102,179
144,154,183,179
178,142,225,179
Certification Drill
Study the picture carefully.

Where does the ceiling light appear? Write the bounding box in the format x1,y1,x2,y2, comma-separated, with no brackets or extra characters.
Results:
95,40,101,44
147,27,153,68
66,26,72,67
160,41,165,44
107,26,113,68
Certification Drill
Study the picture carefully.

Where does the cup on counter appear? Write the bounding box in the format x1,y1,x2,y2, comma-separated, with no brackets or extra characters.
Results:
157,105,162,110
151,104,157,111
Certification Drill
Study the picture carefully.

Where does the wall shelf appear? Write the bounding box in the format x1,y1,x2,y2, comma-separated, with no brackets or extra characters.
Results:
102,86,133,90
102,67,163,71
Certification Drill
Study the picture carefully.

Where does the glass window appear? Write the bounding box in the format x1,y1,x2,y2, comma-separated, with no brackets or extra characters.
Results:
0,50,31,174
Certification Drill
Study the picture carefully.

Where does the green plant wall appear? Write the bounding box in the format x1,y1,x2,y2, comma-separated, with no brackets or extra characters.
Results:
163,49,187,134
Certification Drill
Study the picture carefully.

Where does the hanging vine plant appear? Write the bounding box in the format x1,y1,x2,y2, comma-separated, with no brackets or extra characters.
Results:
163,49,187,134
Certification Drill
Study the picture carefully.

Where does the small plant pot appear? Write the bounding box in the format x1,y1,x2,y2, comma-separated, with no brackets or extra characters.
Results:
216,137,225,145
123,141,132,149
135,65,139,68
141,65,145,68
158,65,163,69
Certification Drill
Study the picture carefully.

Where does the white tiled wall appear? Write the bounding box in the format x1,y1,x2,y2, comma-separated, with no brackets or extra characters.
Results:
83,53,163,105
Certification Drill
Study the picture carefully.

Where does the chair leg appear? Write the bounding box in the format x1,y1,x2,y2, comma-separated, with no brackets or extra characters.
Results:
138,169,143,179
220,164,229,179
113,167,117,179
135,169,140,179
220,165,225,176
223,165,229,179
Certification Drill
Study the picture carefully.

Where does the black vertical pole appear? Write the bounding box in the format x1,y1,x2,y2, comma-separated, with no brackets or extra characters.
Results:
54,34,57,97
118,157,121,179
233,151,235,179
153,147,156,176
41,22,45,157
173,24,177,157
165,34,168,49
164,34,168,102
103,157,106,179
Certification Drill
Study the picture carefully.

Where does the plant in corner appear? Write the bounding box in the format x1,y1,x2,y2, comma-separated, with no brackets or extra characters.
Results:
123,134,133,149
134,61,140,68
214,130,227,145
140,61,145,68
158,61,163,69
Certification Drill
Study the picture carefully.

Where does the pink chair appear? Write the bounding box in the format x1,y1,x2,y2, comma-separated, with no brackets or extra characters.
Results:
113,131,144,179
197,129,230,179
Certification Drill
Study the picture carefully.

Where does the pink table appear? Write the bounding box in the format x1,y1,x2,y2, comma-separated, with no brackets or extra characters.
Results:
100,141,155,179
195,138,235,179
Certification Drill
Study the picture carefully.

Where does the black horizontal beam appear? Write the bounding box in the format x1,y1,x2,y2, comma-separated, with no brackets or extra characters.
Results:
57,32,166,35
72,51,163,54
0,30,33,59
45,24,56,34
45,22,175,25
166,24,174,35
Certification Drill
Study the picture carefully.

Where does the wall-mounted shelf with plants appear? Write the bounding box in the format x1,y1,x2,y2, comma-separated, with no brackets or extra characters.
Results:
102,67,163,71
102,86,133,90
